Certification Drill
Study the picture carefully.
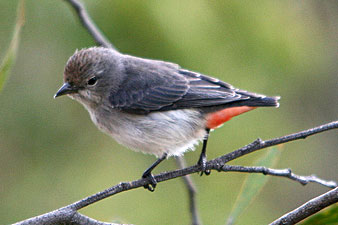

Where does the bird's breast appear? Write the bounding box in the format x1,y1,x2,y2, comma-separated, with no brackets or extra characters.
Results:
90,107,207,157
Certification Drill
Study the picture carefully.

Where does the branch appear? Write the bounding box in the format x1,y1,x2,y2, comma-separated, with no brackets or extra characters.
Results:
13,121,338,225
270,187,338,225
211,120,338,167
64,0,115,49
176,157,202,225
221,165,337,188
13,208,124,225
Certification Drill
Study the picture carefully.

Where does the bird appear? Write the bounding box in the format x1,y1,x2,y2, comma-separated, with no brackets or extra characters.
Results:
55,47,280,191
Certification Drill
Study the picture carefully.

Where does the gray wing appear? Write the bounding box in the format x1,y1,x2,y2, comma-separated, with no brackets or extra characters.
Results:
109,73,189,113
109,59,273,115
109,58,189,114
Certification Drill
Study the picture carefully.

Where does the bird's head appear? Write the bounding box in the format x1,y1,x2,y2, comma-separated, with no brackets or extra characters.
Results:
54,47,123,107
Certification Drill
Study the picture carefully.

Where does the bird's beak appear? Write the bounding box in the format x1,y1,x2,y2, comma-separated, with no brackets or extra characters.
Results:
54,83,77,98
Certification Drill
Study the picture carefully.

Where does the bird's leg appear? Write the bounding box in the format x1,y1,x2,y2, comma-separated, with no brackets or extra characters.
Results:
142,153,168,192
197,128,211,176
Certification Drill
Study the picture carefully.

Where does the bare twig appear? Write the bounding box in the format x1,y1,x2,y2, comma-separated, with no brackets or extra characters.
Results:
211,120,338,166
221,165,337,188
64,0,115,49
176,157,202,225
270,187,338,225
13,208,124,225
13,121,338,225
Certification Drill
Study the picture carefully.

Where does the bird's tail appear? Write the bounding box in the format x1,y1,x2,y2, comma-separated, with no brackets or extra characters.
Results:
205,96,280,129
242,96,280,108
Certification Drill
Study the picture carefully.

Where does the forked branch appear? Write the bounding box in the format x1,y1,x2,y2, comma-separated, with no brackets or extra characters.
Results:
13,121,338,225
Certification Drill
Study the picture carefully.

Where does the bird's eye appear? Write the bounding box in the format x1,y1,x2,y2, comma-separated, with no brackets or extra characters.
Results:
87,76,97,86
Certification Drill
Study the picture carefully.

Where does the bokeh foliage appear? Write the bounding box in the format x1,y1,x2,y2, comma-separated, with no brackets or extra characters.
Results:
0,0,24,92
0,0,337,224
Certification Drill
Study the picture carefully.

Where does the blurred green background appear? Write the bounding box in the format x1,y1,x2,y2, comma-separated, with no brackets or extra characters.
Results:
1,0,337,224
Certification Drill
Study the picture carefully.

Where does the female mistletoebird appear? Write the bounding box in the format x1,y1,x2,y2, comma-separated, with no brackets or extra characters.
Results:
55,47,280,191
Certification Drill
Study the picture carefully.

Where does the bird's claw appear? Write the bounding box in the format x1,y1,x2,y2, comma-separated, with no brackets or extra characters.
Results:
142,172,157,192
197,156,211,176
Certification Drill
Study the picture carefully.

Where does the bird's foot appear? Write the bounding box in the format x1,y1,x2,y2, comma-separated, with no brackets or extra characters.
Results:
197,154,211,176
142,171,157,192
141,153,167,192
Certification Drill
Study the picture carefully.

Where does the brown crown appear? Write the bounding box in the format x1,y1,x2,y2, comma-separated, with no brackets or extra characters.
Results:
63,47,105,85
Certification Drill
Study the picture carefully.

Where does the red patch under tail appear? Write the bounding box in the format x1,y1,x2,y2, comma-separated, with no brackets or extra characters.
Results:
206,106,256,129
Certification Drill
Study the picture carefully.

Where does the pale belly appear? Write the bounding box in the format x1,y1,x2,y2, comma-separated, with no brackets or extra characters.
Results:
90,107,207,157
